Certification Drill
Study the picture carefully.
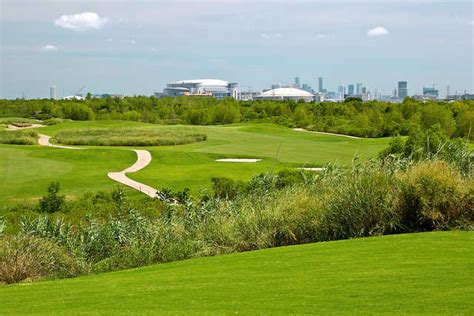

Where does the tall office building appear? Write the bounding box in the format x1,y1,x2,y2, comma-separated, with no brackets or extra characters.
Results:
423,86,439,98
356,83,363,94
50,85,56,100
294,77,301,88
348,84,355,95
398,81,408,99
318,77,323,93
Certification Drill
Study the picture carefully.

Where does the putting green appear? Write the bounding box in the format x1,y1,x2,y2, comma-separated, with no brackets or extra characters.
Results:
0,121,391,202
1,231,472,314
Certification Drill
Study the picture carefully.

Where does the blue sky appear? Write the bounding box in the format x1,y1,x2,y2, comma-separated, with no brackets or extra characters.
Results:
1,0,473,99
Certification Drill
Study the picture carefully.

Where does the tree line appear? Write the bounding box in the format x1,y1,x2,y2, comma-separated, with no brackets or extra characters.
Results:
0,96,472,139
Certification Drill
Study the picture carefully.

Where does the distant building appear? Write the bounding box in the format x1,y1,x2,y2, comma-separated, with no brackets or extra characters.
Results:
271,83,291,89
50,85,56,100
158,79,239,99
423,86,439,98
240,91,260,101
92,93,124,99
301,83,313,93
398,81,408,99
318,77,323,93
345,92,371,102
356,83,363,94
348,84,355,95
256,87,314,102
294,77,301,88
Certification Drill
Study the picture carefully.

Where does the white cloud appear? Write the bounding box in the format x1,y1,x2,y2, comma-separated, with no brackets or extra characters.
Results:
260,33,282,39
39,44,58,52
54,12,108,31
367,26,389,37
315,33,327,39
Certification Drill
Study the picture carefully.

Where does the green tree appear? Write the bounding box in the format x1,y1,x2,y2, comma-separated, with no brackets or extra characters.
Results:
39,182,65,213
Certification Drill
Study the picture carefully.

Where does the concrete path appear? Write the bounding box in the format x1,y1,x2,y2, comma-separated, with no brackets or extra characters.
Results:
35,132,158,198
38,134,84,150
293,128,361,139
107,150,158,198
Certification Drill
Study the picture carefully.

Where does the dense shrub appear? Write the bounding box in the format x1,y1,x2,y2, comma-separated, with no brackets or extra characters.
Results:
396,162,474,230
0,235,79,284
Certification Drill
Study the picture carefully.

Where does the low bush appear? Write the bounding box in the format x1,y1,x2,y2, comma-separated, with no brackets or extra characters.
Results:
53,128,207,146
397,161,474,230
0,130,38,145
0,235,79,284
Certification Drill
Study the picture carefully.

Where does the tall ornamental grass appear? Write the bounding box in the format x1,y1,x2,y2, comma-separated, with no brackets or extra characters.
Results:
0,130,38,145
53,128,207,146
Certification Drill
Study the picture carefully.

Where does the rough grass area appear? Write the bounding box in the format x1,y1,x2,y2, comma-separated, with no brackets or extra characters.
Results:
0,130,38,145
53,128,207,146
0,232,472,314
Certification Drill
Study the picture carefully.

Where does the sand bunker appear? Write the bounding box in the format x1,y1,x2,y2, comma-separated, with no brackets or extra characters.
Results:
216,158,262,163
298,167,325,171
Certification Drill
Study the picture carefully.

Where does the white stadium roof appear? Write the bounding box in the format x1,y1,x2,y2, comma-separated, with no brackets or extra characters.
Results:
260,87,314,97
174,79,229,86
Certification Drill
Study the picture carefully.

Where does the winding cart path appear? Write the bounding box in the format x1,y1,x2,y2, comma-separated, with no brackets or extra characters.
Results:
35,132,158,198
107,150,158,198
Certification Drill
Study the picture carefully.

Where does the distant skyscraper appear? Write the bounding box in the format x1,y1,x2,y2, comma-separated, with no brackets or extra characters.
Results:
348,84,355,95
362,87,367,94
318,77,323,93
423,86,439,98
356,83,363,94
398,81,408,99
294,77,301,88
50,85,56,100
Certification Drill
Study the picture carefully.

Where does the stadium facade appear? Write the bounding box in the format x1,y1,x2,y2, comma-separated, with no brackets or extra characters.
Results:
157,79,239,99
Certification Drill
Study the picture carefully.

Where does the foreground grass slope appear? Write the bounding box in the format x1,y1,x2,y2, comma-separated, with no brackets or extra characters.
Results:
1,231,472,314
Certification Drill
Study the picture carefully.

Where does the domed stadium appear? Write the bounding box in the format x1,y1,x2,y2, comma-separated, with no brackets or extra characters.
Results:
256,87,314,102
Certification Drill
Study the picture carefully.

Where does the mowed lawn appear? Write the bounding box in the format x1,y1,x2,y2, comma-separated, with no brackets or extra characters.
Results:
1,231,472,314
0,121,391,201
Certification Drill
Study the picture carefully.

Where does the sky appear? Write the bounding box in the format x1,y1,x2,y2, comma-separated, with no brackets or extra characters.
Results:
0,0,473,99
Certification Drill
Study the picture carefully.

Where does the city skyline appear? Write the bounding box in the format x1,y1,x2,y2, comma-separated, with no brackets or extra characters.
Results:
1,0,473,99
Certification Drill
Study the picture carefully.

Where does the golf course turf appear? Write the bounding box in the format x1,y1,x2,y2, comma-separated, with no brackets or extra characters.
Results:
0,231,472,314
0,120,391,202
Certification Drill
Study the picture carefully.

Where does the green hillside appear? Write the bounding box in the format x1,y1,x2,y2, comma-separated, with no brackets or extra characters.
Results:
0,121,390,202
1,231,472,314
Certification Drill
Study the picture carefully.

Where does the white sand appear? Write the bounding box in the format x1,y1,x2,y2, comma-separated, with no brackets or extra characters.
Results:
293,128,361,139
298,167,325,171
107,150,158,198
6,124,45,130
215,158,262,163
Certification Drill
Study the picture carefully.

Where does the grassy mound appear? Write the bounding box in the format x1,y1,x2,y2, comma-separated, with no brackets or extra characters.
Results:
0,130,38,145
0,232,472,314
53,128,207,146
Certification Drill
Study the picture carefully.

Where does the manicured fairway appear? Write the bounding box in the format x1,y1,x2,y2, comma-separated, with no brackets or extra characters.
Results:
0,144,137,202
1,231,472,314
0,121,391,201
